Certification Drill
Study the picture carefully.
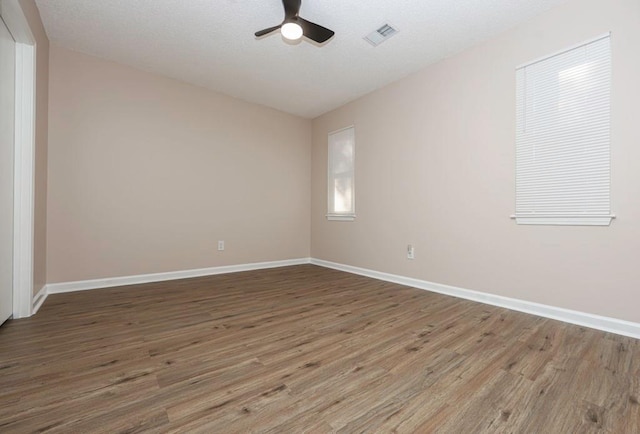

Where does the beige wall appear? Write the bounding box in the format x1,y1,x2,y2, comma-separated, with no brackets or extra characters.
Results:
17,0,48,295
47,46,311,283
311,0,640,323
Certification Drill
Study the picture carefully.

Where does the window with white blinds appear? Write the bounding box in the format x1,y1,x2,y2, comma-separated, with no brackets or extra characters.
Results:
327,126,355,221
514,34,613,226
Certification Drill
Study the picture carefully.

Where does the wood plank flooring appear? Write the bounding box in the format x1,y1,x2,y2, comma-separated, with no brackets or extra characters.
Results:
1,264,639,433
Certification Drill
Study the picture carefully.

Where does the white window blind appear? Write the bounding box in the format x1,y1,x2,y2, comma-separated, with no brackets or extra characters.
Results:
327,126,355,221
515,34,613,226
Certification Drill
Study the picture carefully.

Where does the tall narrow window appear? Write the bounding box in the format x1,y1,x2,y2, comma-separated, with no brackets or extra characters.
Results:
515,34,613,226
327,126,355,221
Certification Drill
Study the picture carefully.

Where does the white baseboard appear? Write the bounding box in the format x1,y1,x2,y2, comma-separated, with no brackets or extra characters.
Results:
32,285,48,315
310,258,640,340
37,256,640,340
46,258,311,294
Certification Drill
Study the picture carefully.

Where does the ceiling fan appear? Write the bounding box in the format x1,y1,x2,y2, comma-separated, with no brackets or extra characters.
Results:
255,0,335,44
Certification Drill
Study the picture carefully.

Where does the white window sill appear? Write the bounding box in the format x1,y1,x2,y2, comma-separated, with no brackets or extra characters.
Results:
511,214,615,226
326,214,356,222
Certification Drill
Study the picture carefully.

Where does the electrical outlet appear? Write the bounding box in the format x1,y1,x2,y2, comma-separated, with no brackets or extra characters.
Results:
407,244,415,260
218,240,225,251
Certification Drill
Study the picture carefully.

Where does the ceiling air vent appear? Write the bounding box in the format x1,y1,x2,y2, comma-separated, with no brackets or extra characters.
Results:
364,23,398,47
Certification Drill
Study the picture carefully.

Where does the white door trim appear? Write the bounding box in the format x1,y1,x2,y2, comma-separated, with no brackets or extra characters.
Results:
1,0,36,318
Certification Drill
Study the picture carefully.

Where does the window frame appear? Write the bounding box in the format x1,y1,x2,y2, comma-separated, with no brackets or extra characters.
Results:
326,125,356,222
511,32,615,226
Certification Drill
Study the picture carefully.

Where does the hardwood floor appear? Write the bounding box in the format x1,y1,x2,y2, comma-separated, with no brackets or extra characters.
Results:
0,264,638,433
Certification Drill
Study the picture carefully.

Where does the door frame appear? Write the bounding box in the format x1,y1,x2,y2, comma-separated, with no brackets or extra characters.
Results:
1,0,36,318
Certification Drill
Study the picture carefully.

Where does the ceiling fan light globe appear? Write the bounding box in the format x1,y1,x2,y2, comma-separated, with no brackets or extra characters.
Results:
281,22,303,40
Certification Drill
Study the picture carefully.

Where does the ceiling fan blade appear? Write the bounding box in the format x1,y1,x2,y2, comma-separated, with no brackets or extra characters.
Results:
298,18,334,43
283,0,301,19
255,25,282,37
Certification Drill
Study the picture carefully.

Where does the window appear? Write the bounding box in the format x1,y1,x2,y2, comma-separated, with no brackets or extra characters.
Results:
514,34,613,226
327,126,355,221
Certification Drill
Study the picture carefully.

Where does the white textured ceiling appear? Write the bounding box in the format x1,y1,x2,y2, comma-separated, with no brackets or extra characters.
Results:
35,0,567,118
